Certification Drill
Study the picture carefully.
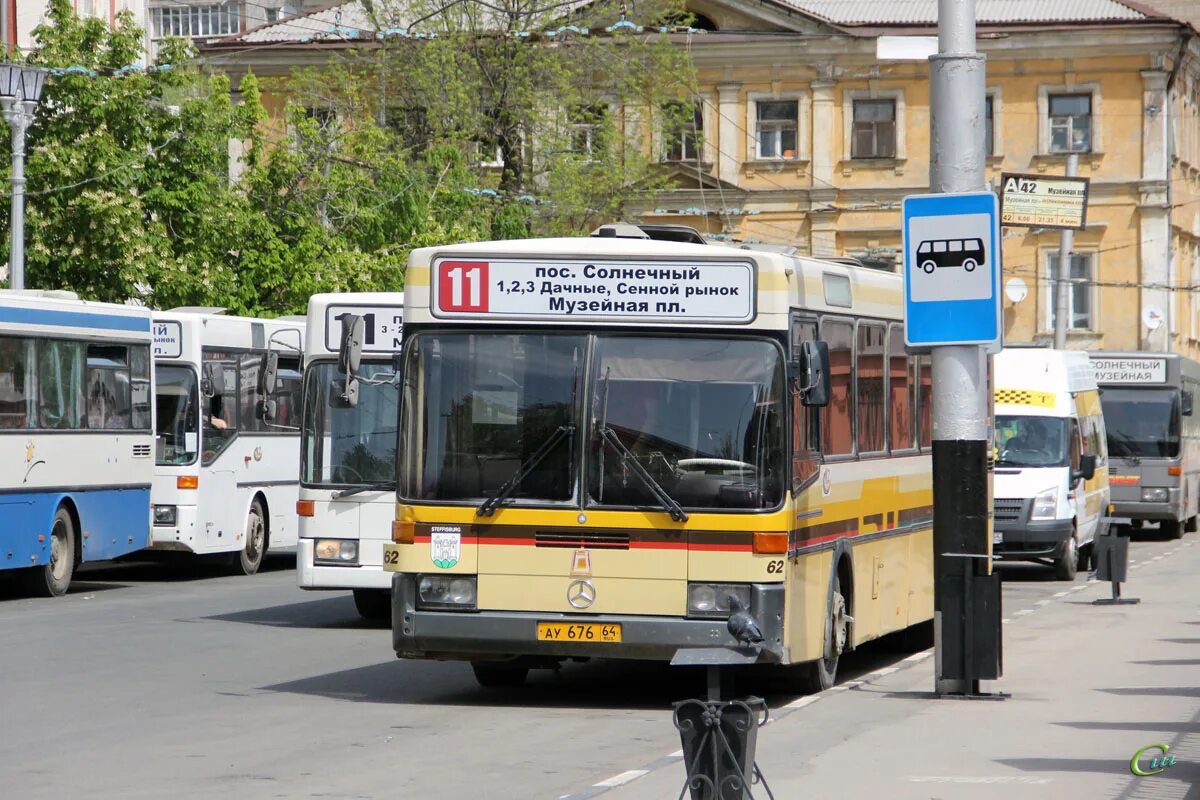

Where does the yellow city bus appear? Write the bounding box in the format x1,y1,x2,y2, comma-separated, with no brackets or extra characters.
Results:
362,235,933,689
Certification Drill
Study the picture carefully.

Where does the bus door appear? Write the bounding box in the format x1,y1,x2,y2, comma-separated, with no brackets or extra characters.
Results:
198,354,241,551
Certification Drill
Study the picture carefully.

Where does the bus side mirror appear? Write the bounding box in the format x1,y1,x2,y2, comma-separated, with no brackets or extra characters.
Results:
201,362,226,398
1183,390,1194,417
1075,453,1097,482
257,351,279,397
799,340,830,407
338,314,364,377
333,314,365,409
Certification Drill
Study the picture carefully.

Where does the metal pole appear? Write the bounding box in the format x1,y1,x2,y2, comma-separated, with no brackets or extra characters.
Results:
4,100,27,290
1,0,10,60
1053,153,1079,349
930,0,988,697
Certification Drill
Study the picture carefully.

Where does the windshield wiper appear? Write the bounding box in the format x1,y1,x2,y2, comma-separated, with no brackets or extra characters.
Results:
477,424,576,517
598,425,689,522
333,481,396,499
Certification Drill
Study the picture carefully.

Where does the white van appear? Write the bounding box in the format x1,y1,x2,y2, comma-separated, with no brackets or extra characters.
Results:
992,348,1109,580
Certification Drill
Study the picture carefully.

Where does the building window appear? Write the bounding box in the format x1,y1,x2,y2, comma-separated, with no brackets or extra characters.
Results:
1045,253,1095,331
984,95,994,156
1048,93,1092,153
265,7,279,22
851,99,896,159
568,104,608,160
756,100,798,159
150,3,240,38
662,103,702,162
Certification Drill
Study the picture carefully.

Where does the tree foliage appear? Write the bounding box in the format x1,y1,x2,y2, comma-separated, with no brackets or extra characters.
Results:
0,0,700,312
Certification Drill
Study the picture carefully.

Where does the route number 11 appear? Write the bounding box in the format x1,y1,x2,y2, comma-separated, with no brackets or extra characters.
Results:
438,261,490,312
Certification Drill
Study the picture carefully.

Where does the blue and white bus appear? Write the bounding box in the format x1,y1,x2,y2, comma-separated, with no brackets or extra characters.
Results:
0,291,155,596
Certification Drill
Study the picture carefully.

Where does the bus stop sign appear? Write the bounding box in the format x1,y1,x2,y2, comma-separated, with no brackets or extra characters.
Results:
902,191,1002,350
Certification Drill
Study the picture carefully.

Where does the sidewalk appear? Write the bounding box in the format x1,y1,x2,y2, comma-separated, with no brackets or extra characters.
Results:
597,539,1200,800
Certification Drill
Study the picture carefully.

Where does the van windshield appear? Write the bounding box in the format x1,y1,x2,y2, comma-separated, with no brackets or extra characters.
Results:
994,415,1069,468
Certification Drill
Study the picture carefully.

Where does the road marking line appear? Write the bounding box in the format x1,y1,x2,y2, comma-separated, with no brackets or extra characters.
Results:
785,696,819,710
1035,599,1051,606
903,649,933,662
1052,591,1070,598
594,770,648,788
668,750,683,758
871,666,900,678
907,776,1052,784
1013,609,1033,616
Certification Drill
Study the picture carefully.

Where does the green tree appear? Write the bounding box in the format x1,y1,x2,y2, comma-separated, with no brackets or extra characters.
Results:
4,0,509,314
280,0,701,236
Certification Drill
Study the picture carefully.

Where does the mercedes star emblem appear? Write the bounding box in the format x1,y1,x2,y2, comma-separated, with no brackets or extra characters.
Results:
567,579,596,609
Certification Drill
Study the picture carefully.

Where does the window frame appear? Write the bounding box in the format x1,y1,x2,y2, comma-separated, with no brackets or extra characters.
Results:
1042,251,1097,333
844,90,905,162
749,94,803,161
1038,84,1102,155
660,101,705,163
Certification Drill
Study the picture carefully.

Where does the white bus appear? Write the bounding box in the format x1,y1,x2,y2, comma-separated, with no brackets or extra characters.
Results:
0,291,154,596
150,309,305,574
297,293,403,620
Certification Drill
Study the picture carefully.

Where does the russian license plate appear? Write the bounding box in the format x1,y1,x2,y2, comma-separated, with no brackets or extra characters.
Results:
537,622,622,643
993,531,1003,544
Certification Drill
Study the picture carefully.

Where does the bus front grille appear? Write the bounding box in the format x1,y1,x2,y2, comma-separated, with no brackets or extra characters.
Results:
534,531,631,550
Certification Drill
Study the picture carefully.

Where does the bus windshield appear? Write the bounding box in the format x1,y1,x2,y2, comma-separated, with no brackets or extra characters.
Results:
994,415,1069,468
399,332,786,511
302,362,400,486
589,336,786,510
1101,387,1180,459
155,365,199,465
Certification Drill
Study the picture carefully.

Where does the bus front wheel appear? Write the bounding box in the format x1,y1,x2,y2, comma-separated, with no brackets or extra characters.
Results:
471,661,529,688
352,589,391,622
28,507,76,597
791,575,849,693
921,260,936,274
236,499,267,576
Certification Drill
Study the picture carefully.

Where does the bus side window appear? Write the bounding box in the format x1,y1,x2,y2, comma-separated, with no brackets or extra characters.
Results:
791,315,820,492
86,344,133,430
0,337,31,429
820,318,855,457
275,356,304,429
887,325,914,451
917,355,933,448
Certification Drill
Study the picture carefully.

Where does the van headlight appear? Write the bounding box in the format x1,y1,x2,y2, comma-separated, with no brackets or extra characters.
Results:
314,539,358,564
417,575,477,610
1141,487,1169,502
687,583,751,618
1030,487,1059,520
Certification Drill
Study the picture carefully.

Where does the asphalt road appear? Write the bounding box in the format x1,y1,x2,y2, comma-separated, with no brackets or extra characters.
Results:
0,530,1184,800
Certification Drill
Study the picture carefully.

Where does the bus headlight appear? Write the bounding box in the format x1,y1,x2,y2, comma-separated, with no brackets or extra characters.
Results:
1141,487,1169,502
1030,487,1059,521
417,575,477,610
687,583,751,618
153,505,177,527
314,539,358,564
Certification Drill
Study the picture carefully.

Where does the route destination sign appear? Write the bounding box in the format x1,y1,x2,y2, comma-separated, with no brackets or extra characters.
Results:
999,172,1089,230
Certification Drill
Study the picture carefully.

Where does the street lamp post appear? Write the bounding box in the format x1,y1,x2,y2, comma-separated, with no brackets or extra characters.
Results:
0,64,49,291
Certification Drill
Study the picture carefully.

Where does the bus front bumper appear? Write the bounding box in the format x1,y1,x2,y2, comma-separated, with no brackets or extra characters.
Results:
390,574,786,664
1110,493,1181,523
297,539,393,591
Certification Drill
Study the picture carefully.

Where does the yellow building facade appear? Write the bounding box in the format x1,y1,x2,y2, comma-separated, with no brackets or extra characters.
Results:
205,0,1200,355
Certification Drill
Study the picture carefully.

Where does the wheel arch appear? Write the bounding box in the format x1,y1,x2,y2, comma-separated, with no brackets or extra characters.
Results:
824,538,855,655
56,496,82,565
251,491,269,551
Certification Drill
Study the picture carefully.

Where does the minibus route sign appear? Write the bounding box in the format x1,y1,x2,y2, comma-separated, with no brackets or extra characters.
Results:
431,258,756,323
1091,357,1167,385
152,320,182,358
324,305,403,353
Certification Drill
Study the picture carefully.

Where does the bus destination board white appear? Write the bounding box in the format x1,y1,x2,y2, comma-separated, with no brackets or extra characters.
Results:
999,172,1089,230
431,258,756,323
324,305,404,353
152,320,183,358
1091,357,1167,384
